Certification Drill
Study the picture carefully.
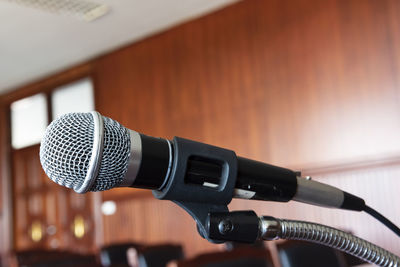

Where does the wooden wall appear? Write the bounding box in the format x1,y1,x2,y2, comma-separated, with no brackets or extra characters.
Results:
2,0,400,260
93,0,400,257
0,101,5,256
0,100,12,261
0,64,98,258
0,102,4,223
12,145,97,252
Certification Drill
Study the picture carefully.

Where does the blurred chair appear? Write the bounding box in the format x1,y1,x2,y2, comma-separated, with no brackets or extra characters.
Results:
174,247,273,267
342,252,367,267
224,240,266,251
276,240,348,267
127,244,184,267
13,249,99,267
100,242,143,267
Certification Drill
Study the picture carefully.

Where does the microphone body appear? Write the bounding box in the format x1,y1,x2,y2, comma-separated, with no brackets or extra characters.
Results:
40,112,364,211
130,132,298,202
123,131,363,211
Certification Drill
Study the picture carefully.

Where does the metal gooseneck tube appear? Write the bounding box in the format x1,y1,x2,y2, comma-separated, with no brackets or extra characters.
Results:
260,216,400,267
207,212,400,267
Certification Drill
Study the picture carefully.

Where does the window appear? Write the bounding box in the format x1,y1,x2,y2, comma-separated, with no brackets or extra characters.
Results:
11,93,47,149
52,78,94,119
10,77,94,149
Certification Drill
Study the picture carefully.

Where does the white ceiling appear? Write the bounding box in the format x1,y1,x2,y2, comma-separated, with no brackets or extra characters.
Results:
0,0,238,95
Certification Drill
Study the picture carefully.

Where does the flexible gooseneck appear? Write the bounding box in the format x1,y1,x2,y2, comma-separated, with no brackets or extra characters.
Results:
259,216,400,267
207,211,399,267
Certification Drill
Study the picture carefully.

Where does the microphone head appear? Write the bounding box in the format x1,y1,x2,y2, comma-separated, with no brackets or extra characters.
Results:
40,112,131,193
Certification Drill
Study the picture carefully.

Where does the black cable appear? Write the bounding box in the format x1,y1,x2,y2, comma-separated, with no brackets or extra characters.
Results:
363,205,400,237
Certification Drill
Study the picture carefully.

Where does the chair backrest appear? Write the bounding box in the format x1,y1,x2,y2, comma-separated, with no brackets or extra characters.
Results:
175,247,273,267
224,240,266,251
99,242,143,267
13,249,99,267
136,244,184,267
276,241,348,267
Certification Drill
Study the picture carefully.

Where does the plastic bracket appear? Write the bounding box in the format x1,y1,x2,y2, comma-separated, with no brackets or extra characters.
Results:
153,137,238,243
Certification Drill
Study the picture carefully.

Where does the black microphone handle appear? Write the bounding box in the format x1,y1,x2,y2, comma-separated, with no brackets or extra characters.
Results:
130,134,297,202
128,134,364,211
235,157,297,202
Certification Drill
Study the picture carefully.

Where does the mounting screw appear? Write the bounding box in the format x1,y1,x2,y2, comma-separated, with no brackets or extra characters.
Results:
218,219,233,235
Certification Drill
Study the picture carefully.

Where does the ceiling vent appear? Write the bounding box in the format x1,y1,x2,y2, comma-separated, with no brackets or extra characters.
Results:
4,0,109,21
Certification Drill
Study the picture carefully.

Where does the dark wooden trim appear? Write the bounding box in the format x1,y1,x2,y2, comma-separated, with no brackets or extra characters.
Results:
0,100,13,255
45,92,52,124
91,192,103,248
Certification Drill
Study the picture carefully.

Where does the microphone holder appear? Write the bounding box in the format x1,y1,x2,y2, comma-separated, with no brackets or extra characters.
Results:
151,137,400,266
207,211,400,267
153,137,238,243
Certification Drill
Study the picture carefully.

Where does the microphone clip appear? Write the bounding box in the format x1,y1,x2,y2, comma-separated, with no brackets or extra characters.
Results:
153,137,238,243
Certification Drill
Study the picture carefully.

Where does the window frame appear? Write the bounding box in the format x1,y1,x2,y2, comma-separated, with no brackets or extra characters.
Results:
0,63,97,253
5,65,96,151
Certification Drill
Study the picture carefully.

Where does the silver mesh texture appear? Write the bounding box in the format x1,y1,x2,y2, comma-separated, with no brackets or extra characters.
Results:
40,112,131,192
94,116,130,191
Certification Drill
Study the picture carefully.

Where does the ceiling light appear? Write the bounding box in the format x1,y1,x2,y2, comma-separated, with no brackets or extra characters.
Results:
4,0,110,21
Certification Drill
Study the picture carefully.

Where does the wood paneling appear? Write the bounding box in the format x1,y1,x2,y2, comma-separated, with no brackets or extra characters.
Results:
0,102,5,255
231,163,400,255
0,63,98,256
12,145,97,252
0,100,12,259
0,103,4,215
95,0,400,169
2,0,400,260
93,0,400,257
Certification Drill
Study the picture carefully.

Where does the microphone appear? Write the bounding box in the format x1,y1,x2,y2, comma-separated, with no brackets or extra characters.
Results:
39,111,365,211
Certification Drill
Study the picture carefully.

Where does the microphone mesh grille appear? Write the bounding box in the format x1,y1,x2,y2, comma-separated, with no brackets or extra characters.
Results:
40,113,131,192
96,116,131,191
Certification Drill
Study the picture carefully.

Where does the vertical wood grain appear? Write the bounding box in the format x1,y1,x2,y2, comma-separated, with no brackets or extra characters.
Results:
0,101,12,259
95,0,400,168
2,0,400,259
0,103,4,220
12,145,97,252
230,164,400,254
93,0,400,256
0,101,5,256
